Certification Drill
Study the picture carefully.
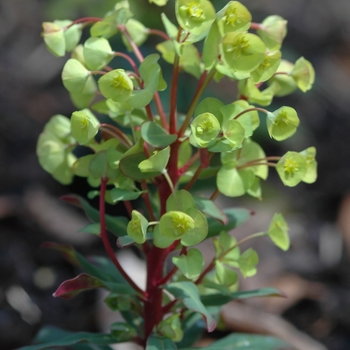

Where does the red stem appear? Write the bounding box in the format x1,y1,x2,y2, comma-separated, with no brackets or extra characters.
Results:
99,177,146,298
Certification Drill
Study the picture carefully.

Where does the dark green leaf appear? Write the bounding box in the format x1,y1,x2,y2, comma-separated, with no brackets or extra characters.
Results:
201,288,285,307
19,328,119,350
146,335,177,350
193,196,227,225
141,121,177,147
207,208,252,238
165,282,216,332
60,194,128,237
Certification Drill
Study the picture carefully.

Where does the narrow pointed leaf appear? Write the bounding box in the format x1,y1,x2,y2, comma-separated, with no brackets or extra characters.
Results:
200,287,285,307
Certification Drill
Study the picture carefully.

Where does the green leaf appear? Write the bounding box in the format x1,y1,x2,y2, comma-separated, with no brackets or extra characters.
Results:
153,224,176,248
276,151,307,187
158,313,183,342
138,146,170,173
98,69,134,102
238,248,259,278
181,208,208,246
88,151,109,179
202,20,221,70
173,248,204,280
146,335,177,350
266,106,299,141
123,19,148,50
160,13,178,39
128,54,163,108
268,213,290,251
69,75,97,109
119,152,160,180
77,222,101,235
83,37,114,70
200,287,285,307
141,121,177,147
193,196,227,225
60,194,128,237
165,281,216,332
70,109,99,145
127,210,148,244
207,208,252,238
20,329,118,350
62,58,91,93
215,261,238,287
167,189,195,212
110,321,137,341
217,166,255,197
90,6,132,38
110,188,145,202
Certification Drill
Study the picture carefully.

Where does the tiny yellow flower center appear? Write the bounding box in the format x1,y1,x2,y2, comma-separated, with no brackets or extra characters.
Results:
111,75,131,90
80,117,89,130
187,2,204,19
274,111,289,128
225,7,240,27
171,213,194,237
130,219,142,236
284,157,297,175
196,120,214,135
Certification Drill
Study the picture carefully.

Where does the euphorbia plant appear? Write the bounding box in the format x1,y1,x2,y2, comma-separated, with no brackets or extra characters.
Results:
26,0,316,349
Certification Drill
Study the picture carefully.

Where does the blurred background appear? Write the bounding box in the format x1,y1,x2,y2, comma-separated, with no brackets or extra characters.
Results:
1,0,350,349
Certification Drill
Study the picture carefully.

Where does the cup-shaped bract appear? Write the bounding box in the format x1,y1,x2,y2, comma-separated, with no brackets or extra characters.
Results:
123,19,148,50
268,213,290,251
276,151,307,187
217,1,252,35
221,119,245,149
42,22,66,57
37,132,67,174
251,50,281,84
290,57,315,93
98,69,133,102
268,60,297,97
138,147,170,173
43,114,74,144
266,106,299,141
257,15,287,51
62,59,91,93
175,0,216,36
299,147,317,184
84,37,114,71
127,210,148,244
190,112,221,148
159,211,195,239
71,109,100,145
54,20,83,52
220,32,266,73
215,261,238,287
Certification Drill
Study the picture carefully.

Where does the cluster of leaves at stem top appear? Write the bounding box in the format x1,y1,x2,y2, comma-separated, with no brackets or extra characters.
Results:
33,0,316,349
